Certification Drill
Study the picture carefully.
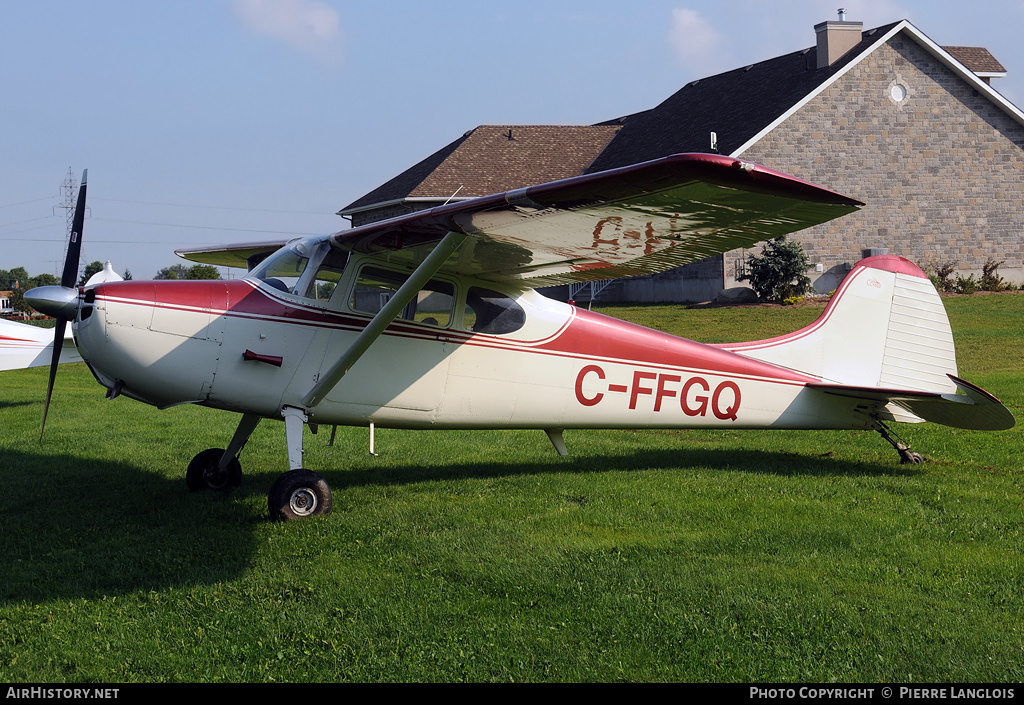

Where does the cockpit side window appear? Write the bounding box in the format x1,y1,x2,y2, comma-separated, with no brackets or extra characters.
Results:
247,239,349,306
463,287,526,335
350,266,455,327
299,248,350,304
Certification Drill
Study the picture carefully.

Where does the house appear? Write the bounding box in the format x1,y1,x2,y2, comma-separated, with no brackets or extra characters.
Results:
340,15,1024,303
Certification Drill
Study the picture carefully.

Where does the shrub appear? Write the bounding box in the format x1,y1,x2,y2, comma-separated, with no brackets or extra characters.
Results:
737,236,812,303
980,258,1009,292
928,261,957,293
954,273,979,295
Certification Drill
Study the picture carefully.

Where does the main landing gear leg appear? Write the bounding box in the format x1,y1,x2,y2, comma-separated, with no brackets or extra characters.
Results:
876,421,925,465
268,407,333,521
186,413,261,491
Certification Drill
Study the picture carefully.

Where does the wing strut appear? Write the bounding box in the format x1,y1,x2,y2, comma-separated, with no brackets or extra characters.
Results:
300,231,468,409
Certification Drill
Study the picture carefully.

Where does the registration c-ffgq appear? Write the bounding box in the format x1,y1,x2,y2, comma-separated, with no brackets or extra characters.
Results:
574,364,741,420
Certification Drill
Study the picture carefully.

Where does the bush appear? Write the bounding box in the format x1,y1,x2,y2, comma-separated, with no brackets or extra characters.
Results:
981,258,1009,292
928,261,957,293
954,273,979,295
737,236,812,303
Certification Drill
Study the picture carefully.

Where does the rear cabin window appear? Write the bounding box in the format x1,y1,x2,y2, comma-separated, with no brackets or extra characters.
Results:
463,287,525,335
350,266,455,327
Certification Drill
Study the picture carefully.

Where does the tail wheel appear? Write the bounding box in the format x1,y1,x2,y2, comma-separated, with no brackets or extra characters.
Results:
268,469,332,521
186,448,242,491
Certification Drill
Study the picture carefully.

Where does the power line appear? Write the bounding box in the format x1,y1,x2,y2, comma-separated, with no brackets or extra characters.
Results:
92,196,333,216
92,216,326,236
0,196,53,210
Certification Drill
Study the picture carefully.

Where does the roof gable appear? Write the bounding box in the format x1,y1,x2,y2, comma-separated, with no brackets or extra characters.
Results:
589,20,1024,170
342,19,1024,218
587,22,900,171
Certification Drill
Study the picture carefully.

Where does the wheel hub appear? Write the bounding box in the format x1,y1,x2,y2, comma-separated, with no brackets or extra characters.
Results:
289,487,318,516
203,466,229,489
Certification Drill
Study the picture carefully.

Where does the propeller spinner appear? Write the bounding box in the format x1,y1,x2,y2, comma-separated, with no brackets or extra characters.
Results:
25,169,87,438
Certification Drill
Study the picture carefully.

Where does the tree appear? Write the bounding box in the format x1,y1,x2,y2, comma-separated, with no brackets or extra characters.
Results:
8,288,29,314
77,261,104,287
154,264,221,280
0,267,30,290
737,236,812,303
185,264,221,280
154,264,188,280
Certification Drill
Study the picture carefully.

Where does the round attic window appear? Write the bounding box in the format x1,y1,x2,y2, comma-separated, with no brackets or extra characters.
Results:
890,84,907,102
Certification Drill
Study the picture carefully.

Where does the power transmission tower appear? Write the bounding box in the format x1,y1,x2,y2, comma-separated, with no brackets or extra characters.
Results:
58,167,77,237
53,167,88,281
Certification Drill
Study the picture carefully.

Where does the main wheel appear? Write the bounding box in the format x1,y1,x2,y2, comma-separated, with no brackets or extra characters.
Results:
186,448,242,491
268,469,332,521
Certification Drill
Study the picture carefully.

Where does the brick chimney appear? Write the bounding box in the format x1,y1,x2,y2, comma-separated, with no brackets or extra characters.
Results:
815,8,864,69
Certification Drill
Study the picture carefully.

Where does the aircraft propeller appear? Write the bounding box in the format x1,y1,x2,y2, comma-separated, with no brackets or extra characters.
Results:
24,169,88,438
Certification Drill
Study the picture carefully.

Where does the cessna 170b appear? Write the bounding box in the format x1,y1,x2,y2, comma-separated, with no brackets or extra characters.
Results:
26,155,1015,521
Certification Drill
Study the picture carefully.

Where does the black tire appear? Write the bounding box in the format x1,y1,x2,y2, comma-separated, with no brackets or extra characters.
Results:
268,469,332,521
186,448,242,491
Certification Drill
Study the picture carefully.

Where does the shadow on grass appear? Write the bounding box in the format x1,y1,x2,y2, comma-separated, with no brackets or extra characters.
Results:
0,449,258,606
314,445,917,492
0,443,910,604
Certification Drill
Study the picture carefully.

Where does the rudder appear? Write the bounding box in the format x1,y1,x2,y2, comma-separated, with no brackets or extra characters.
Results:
720,255,958,394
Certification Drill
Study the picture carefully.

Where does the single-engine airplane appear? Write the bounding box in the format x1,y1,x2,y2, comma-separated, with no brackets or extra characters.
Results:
26,155,1015,521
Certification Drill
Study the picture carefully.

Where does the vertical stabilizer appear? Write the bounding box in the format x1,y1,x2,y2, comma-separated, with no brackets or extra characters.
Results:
720,256,958,394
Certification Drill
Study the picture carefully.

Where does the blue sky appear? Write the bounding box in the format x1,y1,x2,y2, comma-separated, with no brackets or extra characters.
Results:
2,1,1022,281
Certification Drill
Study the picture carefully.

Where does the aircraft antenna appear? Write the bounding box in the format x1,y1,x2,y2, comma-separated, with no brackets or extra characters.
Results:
443,185,464,206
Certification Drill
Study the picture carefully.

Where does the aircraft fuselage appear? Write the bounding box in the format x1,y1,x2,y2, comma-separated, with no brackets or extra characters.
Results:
73,253,874,433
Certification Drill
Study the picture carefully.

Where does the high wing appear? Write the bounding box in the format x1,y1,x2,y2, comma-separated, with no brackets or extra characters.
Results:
177,153,862,285
177,240,289,270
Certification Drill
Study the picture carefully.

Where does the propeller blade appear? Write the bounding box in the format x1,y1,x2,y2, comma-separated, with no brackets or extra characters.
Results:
39,169,87,439
40,319,67,439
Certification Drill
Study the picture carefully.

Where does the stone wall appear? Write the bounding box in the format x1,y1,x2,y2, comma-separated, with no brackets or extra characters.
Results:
732,36,1024,291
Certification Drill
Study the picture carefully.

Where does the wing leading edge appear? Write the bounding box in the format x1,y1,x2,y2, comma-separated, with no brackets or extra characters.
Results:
177,153,862,285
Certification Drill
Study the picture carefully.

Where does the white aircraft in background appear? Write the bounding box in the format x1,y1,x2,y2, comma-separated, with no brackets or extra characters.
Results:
25,158,1014,521
0,262,121,371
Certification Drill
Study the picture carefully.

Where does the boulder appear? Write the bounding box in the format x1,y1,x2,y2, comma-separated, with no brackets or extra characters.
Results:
715,287,759,304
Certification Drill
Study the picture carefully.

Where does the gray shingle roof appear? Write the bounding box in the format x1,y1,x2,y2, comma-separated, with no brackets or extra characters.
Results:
586,22,900,172
343,21,1016,216
342,125,620,214
942,46,1007,75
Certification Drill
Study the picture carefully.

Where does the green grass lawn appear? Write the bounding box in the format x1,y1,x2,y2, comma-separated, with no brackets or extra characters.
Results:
0,293,1021,682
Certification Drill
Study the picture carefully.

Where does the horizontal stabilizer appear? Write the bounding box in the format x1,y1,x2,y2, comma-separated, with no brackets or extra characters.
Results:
809,375,1015,431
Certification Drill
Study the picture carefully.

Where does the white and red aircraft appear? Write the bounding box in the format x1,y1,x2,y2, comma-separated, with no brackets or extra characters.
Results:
26,155,1015,521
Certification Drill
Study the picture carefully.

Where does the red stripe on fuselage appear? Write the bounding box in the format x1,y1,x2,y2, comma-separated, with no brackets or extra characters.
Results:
92,279,816,384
